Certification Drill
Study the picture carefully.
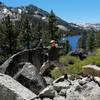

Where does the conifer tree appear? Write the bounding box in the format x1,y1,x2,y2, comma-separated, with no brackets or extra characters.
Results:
20,16,33,63
48,10,58,40
88,32,95,51
1,15,17,54
20,16,33,49
42,31,51,46
63,39,72,54
80,32,87,50
96,32,100,48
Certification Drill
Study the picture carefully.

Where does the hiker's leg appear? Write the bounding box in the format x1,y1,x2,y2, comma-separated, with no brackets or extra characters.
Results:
40,60,50,75
52,61,71,84
52,60,66,75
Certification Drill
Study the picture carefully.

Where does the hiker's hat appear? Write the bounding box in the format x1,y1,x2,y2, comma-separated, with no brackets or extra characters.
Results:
50,40,56,44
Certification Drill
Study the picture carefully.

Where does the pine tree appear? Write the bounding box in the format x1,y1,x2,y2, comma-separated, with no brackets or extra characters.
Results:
77,37,82,49
79,32,87,50
87,32,95,51
62,39,72,54
19,16,33,63
1,15,17,54
32,21,42,47
96,32,100,48
42,31,51,46
48,10,58,40
20,16,33,49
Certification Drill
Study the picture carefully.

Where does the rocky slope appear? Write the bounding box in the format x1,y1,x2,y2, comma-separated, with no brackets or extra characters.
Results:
0,72,100,100
0,49,47,94
0,73,37,100
0,2,83,32
36,75,100,100
0,49,100,100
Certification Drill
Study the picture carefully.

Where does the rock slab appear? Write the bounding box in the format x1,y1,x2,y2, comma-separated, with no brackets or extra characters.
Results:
0,73,37,100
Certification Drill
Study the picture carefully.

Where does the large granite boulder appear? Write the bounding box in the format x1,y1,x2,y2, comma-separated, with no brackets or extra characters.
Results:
0,49,45,75
0,49,47,94
0,73,37,100
82,64,100,77
14,63,47,94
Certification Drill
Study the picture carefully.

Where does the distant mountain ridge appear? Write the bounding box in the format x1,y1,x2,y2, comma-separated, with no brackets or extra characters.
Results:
0,2,99,32
79,23,100,31
0,2,83,32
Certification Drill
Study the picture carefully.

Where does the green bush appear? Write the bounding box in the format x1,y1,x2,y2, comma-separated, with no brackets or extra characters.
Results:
51,49,100,78
50,67,62,79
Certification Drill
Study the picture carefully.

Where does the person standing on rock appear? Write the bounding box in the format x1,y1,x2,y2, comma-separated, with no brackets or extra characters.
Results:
39,40,67,79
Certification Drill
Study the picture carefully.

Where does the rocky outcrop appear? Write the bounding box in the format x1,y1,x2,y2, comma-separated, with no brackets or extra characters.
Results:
82,64,100,77
15,63,47,94
0,73,37,100
1,70,100,100
0,49,47,94
1,49,100,100
36,75,100,100
0,49,45,75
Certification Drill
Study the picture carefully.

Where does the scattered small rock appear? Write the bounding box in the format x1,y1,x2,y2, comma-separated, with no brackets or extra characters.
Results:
59,89,66,97
39,85,57,98
53,96,66,100
43,98,51,100
43,76,54,85
53,81,70,92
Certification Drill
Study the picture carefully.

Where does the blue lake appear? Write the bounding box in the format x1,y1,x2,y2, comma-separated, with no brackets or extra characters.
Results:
61,35,80,50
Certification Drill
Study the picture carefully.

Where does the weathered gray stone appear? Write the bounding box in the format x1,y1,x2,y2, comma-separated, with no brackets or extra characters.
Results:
78,81,100,100
15,63,47,94
66,91,80,100
39,85,57,98
53,76,64,83
94,76,100,86
43,98,51,100
59,89,66,96
0,73,37,100
43,76,53,85
78,79,87,86
95,77,100,82
66,78,100,100
39,76,100,100
0,49,47,94
53,96,66,100
34,98,41,100
53,81,70,92
0,49,44,75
